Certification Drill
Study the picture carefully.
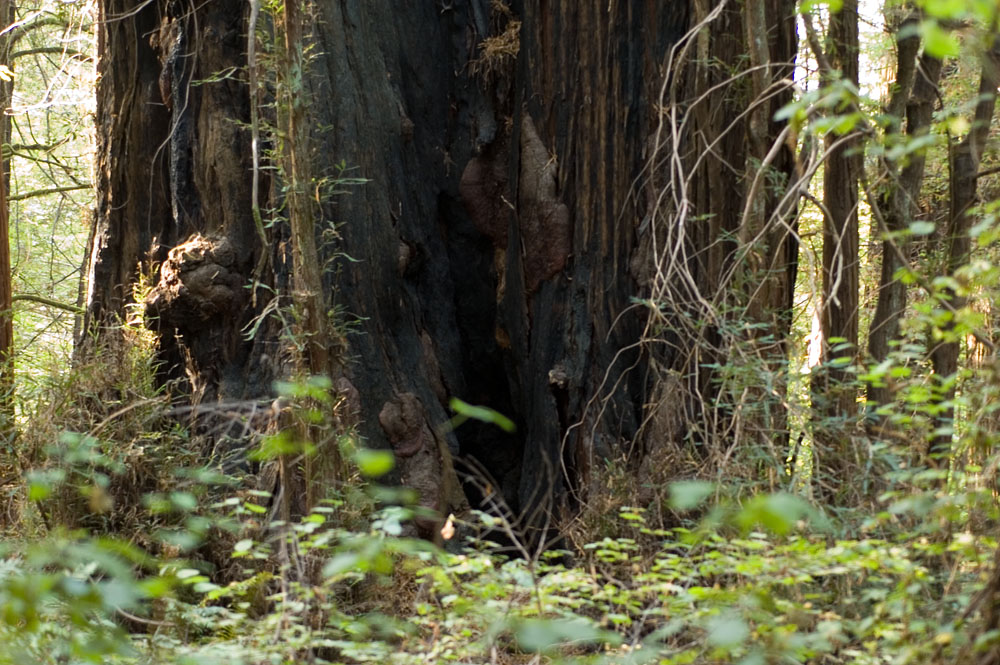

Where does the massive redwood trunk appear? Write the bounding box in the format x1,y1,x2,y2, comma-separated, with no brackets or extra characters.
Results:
497,3,688,520
297,0,688,530
82,0,798,536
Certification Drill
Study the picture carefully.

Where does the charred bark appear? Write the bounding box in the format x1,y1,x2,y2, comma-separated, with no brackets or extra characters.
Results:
83,0,265,407
85,0,795,540
499,2,688,528
303,1,687,535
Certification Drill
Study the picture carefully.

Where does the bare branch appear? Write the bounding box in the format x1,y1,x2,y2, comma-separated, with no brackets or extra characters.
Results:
6,141,65,152
2,15,68,48
11,293,84,314
8,183,89,201
10,46,84,60
976,164,1000,179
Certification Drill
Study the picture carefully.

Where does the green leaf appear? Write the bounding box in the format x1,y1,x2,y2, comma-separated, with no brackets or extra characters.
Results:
98,578,140,610
908,221,935,236
233,539,254,554
831,112,861,135
706,614,749,648
738,650,768,665
243,502,267,514
896,267,919,285
354,448,395,478
323,552,361,578
140,576,173,598
170,491,198,512
273,375,332,402
250,431,300,461
27,479,51,502
669,480,714,511
26,469,65,501
737,493,811,535
919,20,960,59
773,101,804,123
921,0,971,21
886,133,940,162
800,0,842,13
514,618,621,652
449,398,516,432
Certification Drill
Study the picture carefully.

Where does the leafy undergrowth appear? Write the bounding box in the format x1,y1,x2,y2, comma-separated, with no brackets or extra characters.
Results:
2,339,999,664
0,483,996,665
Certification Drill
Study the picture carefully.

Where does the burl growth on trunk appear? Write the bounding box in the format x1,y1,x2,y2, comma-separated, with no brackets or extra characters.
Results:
379,393,466,538
145,234,245,331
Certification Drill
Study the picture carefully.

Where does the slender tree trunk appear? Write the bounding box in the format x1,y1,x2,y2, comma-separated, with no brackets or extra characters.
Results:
959,541,1000,665
740,0,799,462
279,0,334,511
813,0,860,494
868,28,942,410
280,0,326,381
930,40,1000,460
0,0,15,435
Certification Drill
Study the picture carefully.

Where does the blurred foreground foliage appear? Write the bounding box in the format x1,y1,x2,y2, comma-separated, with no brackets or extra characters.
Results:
1,334,998,665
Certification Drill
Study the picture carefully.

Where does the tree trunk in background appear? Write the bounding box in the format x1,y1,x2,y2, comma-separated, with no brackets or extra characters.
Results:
0,0,15,435
279,0,327,384
960,542,1000,665
930,42,1000,460
867,32,942,411
637,0,797,482
83,0,802,538
814,0,860,490
742,0,799,460
278,0,335,512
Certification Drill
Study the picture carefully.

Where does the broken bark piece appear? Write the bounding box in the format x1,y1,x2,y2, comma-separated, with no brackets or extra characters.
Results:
333,376,362,425
397,241,413,277
377,392,468,540
420,331,449,405
378,392,433,458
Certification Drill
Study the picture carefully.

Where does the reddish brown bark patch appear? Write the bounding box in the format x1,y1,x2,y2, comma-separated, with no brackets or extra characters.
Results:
459,143,510,248
518,115,571,293
420,331,449,406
